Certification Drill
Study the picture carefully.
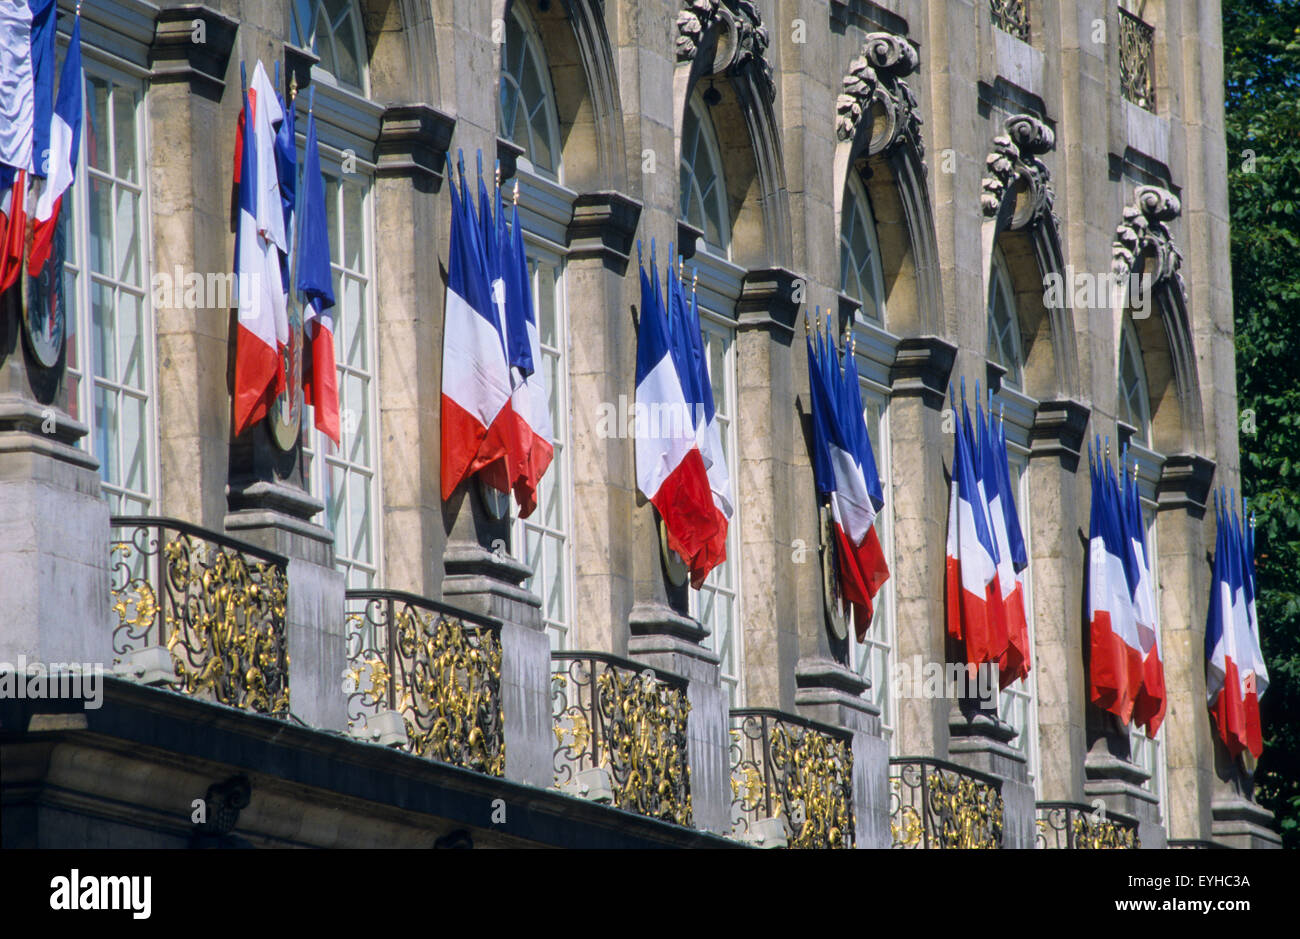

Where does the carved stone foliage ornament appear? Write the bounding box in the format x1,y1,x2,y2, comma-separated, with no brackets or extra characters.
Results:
676,0,774,102
835,32,923,159
1112,184,1185,301
980,114,1056,228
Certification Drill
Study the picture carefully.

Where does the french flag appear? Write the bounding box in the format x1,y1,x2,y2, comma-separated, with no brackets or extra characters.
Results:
28,7,79,276
1206,492,1249,757
0,0,57,292
231,62,291,438
440,153,513,500
635,242,715,567
296,102,339,445
945,384,1003,667
1087,441,1144,724
806,312,888,639
1122,457,1165,737
669,260,729,586
981,400,1030,688
502,186,553,518
1238,502,1268,756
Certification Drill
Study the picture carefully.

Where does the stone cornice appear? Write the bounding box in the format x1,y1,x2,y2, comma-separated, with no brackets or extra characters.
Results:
735,268,801,336
375,105,457,190
1156,453,1216,514
149,5,237,100
495,136,526,184
676,0,774,102
283,43,319,100
1029,398,1091,463
981,114,1056,229
565,191,643,271
835,32,923,159
889,335,957,409
676,219,704,262
1113,184,1186,302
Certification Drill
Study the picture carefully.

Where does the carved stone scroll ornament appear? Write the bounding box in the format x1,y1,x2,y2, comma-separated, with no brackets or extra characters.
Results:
676,0,774,102
980,114,1056,228
1112,184,1186,301
835,32,923,160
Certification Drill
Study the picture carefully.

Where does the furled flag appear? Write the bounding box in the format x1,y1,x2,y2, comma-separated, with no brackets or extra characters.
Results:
685,266,732,584
0,0,57,292
981,399,1030,688
1238,502,1268,756
28,7,80,275
635,241,715,569
1206,491,1250,757
232,62,291,437
806,313,889,639
1086,440,1144,724
1123,458,1165,737
439,151,513,500
945,383,1003,667
502,185,552,517
296,98,338,444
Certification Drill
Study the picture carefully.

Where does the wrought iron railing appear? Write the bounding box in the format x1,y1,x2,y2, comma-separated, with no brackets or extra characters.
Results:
730,709,855,848
990,0,1030,41
109,516,290,716
1035,801,1141,849
344,590,505,776
551,652,692,826
889,757,1004,848
1119,7,1156,110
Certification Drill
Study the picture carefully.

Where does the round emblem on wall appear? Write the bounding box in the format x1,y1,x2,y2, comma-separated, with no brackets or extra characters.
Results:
22,209,68,370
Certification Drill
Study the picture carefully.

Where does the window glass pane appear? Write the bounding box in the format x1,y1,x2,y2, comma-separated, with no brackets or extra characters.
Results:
114,187,140,285
499,9,558,177
118,290,144,387
91,282,115,377
85,77,110,172
87,179,112,276
112,88,138,184
343,180,365,272
121,394,147,493
94,386,119,485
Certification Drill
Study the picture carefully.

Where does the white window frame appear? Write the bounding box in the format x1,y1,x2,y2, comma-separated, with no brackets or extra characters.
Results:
299,137,382,590
510,236,575,651
291,0,370,96
847,382,898,754
680,94,730,259
1128,462,1168,821
840,173,887,324
987,247,1024,390
998,443,1042,793
1118,317,1153,446
499,4,563,184
65,50,158,516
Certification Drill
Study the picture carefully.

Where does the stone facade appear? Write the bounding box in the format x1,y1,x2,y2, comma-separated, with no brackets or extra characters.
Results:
0,0,1280,848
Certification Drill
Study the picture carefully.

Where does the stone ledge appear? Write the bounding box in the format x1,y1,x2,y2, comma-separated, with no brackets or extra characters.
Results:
889,335,957,410
736,268,802,338
1029,398,1090,465
377,104,457,190
1157,453,1216,514
149,5,238,101
566,191,642,271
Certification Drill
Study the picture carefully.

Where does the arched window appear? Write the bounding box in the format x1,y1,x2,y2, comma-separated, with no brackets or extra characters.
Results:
840,176,887,323
499,6,562,181
1118,320,1152,446
291,0,366,91
680,95,729,256
987,247,1024,389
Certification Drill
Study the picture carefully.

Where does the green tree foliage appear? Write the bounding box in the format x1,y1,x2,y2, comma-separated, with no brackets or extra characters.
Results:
1224,0,1300,848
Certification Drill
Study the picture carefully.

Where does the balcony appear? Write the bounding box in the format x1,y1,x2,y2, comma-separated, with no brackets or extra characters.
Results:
990,0,1030,42
1119,8,1156,110
1035,801,1141,849
109,517,290,716
729,708,855,848
344,590,505,776
551,652,692,827
889,758,1005,848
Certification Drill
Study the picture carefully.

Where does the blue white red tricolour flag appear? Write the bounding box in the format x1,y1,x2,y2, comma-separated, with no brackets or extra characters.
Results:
232,62,291,437
296,100,339,444
946,383,1003,666
440,151,514,500
1120,455,1165,737
806,310,889,640
1206,491,1268,759
28,8,80,275
0,0,57,292
979,398,1030,688
502,186,552,517
1087,440,1144,724
635,242,716,576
